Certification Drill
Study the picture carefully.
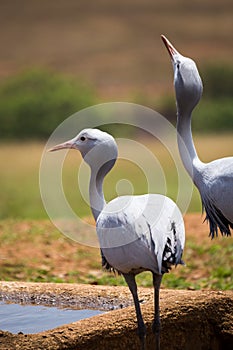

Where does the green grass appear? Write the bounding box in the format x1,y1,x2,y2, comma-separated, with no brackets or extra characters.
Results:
0,219,232,289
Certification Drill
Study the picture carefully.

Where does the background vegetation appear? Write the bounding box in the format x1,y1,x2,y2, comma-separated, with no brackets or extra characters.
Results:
0,0,232,139
0,69,96,139
0,64,232,139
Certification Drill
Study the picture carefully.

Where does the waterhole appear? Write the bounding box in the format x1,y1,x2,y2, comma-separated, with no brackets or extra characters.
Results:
0,301,104,334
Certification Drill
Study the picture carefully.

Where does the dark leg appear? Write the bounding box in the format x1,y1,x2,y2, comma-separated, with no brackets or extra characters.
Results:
152,273,162,350
123,273,146,350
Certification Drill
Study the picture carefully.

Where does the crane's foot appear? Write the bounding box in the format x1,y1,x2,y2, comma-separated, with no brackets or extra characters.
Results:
137,324,146,350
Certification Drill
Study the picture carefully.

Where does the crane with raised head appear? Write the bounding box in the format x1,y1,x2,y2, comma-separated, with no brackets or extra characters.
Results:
161,35,233,238
49,128,185,350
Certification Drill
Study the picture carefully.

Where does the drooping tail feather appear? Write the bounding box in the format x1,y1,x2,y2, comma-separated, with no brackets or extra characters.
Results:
201,195,232,238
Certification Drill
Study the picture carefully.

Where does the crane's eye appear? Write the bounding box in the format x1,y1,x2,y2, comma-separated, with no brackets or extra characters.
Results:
80,136,86,141
177,62,180,70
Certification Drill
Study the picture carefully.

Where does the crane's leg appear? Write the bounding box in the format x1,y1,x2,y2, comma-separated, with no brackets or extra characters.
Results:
123,273,146,350
152,273,162,350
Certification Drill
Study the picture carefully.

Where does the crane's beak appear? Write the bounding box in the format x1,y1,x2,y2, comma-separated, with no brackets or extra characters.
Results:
161,35,180,61
48,139,76,152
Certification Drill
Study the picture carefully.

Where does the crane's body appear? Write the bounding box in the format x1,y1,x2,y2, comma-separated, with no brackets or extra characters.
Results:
97,194,184,275
49,128,185,350
162,35,233,238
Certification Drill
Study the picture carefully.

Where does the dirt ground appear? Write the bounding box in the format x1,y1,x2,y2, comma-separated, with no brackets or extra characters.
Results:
0,214,232,288
0,282,232,350
0,214,232,349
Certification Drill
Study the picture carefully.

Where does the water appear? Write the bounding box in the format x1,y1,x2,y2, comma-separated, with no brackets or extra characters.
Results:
0,301,104,334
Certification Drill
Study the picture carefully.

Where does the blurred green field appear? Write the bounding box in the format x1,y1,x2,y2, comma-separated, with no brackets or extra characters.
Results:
0,133,232,219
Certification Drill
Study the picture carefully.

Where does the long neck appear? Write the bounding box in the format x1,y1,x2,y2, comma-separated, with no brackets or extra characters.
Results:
177,111,203,183
89,168,106,222
89,159,115,222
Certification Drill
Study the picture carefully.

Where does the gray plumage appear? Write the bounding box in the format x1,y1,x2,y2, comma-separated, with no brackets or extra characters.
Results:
49,128,185,350
162,35,233,238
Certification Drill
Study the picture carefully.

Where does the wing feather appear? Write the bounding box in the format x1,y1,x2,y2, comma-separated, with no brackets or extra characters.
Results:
97,194,185,274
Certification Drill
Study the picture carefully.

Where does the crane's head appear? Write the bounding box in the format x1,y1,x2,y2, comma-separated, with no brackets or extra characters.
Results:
161,35,203,116
49,128,118,172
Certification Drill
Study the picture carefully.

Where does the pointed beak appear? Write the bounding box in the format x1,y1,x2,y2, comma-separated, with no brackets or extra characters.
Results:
161,35,180,61
48,139,76,152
